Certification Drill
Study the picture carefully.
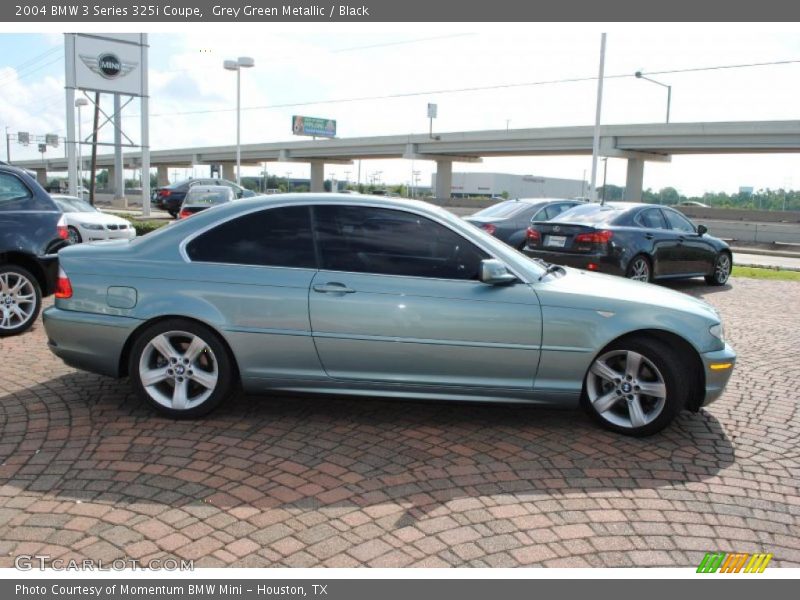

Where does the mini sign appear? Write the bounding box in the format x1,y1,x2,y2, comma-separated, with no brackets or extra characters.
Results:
292,115,336,138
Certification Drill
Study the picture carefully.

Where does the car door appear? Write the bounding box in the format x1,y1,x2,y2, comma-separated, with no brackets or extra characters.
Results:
182,204,326,381
662,208,716,274
308,204,543,389
633,207,679,277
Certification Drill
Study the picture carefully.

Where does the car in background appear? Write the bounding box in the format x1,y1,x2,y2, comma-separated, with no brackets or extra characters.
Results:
677,201,710,208
52,195,136,244
43,194,736,436
0,163,69,336
523,202,732,286
465,198,584,249
178,186,236,219
153,177,256,217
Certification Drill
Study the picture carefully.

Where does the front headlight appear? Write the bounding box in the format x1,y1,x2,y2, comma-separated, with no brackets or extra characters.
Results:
80,223,104,230
709,323,725,343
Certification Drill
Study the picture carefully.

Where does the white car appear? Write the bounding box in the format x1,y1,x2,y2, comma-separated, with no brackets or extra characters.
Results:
52,195,137,244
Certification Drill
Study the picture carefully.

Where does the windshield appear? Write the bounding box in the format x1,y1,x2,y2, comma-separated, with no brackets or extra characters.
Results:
185,190,230,205
472,201,530,219
54,197,98,213
554,203,625,225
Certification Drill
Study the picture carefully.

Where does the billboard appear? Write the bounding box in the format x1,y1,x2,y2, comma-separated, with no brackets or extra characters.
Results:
292,115,336,138
66,33,146,96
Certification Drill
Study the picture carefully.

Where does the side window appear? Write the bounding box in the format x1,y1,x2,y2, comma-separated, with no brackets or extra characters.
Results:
314,205,489,280
186,205,316,268
0,172,33,211
543,203,571,220
637,208,668,229
663,209,696,233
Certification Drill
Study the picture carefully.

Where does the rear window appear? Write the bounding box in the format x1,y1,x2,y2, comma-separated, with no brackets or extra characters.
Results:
185,189,231,205
553,203,625,225
0,172,52,211
472,201,529,219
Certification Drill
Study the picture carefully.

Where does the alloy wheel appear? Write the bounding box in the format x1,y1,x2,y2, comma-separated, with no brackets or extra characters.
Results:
715,254,731,283
628,258,650,282
0,272,37,331
138,330,219,411
586,349,667,430
67,227,82,244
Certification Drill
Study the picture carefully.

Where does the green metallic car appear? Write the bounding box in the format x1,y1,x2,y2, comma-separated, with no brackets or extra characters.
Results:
43,194,736,436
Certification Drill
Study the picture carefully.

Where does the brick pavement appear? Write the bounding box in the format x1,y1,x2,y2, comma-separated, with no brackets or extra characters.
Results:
0,277,798,567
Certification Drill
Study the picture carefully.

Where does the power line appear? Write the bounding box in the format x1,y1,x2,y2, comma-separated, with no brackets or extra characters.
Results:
0,54,63,87
6,46,60,73
127,56,800,120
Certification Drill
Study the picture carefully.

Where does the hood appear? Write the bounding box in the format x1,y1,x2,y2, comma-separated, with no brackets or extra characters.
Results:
67,211,129,226
464,216,511,225
536,267,719,321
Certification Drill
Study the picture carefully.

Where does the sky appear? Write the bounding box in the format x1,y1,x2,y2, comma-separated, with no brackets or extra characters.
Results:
0,25,799,195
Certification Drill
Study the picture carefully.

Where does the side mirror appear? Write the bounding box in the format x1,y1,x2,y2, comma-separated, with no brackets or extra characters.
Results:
479,259,517,285
697,224,708,235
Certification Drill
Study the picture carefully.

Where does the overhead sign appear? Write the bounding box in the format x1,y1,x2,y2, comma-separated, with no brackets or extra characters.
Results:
66,33,147,96
17,132,29,145
38,144,47,153
45,134,59,147
427,103,438,118
292,115,336,138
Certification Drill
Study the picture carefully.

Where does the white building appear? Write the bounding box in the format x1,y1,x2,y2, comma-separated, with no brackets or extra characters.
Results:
432,172,587,199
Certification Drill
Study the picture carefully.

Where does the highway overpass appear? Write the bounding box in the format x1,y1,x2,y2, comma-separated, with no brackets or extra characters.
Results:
17,120,800,201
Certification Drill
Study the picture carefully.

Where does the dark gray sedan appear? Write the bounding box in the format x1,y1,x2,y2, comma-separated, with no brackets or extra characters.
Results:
464,198,584,249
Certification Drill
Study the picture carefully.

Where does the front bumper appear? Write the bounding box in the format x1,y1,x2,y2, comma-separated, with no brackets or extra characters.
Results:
43,306,141,378
522,247,625,276
701,343,737,406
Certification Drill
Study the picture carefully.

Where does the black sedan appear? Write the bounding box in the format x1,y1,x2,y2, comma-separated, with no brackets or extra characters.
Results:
522,202,732,285
464,198,583,249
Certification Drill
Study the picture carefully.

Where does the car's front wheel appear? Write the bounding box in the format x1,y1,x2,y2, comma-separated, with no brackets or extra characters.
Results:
0,265,42,337
583,337,689,436
705,252,731,286
129,319,235,418
67,226,82,244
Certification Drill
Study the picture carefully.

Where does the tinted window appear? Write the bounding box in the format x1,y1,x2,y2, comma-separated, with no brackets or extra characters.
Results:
553,203,626,225
472,201,529,219
314,205,488,280
637,208,667,229
0,172,33,210
663,209,696,233
186,205,316,268
543,202,576,220
185,189,231,205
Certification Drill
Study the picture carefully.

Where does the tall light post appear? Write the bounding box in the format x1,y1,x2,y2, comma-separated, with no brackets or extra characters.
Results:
601,158,608,204
75,97,89,191
223,56,255,185
635,71,671,123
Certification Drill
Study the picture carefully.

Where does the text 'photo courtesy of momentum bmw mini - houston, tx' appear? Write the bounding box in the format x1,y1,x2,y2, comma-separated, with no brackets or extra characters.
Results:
43,194,736,437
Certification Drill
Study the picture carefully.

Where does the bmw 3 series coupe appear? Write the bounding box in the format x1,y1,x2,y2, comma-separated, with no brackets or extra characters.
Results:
44,194,736,436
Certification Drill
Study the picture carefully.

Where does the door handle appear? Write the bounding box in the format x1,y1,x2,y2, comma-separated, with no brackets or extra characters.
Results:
313,282,356,294
644,233,654,240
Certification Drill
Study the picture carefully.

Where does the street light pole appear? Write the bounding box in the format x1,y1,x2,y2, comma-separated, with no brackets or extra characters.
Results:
75,97,89,192
635,71,671,123
224,56,255,186
601,158,608,204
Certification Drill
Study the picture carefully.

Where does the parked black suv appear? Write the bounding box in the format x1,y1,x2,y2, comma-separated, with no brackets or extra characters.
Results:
152,177,257,217
0,164,69,336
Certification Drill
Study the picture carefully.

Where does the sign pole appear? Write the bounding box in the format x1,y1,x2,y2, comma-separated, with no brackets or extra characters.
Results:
65,34,78,196
589,33,606,203
140,34,150,217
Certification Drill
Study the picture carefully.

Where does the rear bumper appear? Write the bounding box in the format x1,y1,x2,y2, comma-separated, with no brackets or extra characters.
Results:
43,306,140,378
701,343,737,406
522,247,625,276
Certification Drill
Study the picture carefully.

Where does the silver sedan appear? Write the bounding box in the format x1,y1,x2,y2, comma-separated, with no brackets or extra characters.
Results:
43,194,736,436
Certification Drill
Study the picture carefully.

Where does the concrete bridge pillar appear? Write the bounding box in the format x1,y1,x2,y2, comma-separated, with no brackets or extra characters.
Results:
624,158,644,201
435,159,453,202
222,163,236,182
310,160,325,193
157,165,170,187
34,168,48,188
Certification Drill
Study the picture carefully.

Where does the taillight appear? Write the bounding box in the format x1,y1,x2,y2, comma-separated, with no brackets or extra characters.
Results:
575,230,613,243
179,208,192,219
57,215,69,240
158,189,171,197
55,267,72,299
526,227,541,243
481,223,497,236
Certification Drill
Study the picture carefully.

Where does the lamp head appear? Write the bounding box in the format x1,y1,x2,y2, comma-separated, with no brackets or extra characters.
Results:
223,59,238,71
237,56,255,68
74,98,89,107
635,71,643,79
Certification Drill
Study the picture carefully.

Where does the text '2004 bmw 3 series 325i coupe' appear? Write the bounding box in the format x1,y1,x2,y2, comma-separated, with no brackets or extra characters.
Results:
44,194,736,436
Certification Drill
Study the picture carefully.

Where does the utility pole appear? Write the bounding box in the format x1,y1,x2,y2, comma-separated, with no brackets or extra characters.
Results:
589,33,607,203
89,92,100,205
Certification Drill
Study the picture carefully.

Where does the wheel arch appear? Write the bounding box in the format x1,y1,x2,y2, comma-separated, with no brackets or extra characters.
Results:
118,314,241,382
587,328,706,412
0,252,48,295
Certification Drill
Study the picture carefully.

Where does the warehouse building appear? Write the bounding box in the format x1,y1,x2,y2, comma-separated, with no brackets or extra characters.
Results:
432,172,587,199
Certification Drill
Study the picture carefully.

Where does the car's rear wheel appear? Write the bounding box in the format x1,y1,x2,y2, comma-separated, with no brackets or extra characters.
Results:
67,226,82,244
168,210,178,219
129,319,235,418
583,337,689,436
705,252,731,286
0,265,41,337
625,255,652,283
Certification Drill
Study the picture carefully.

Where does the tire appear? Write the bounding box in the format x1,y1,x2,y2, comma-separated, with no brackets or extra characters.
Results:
582,336,690,436
625,254,652,283
705,252,731,286
128,319,235,418
67,226,82,244
0,264,42,337
168,210,179,219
